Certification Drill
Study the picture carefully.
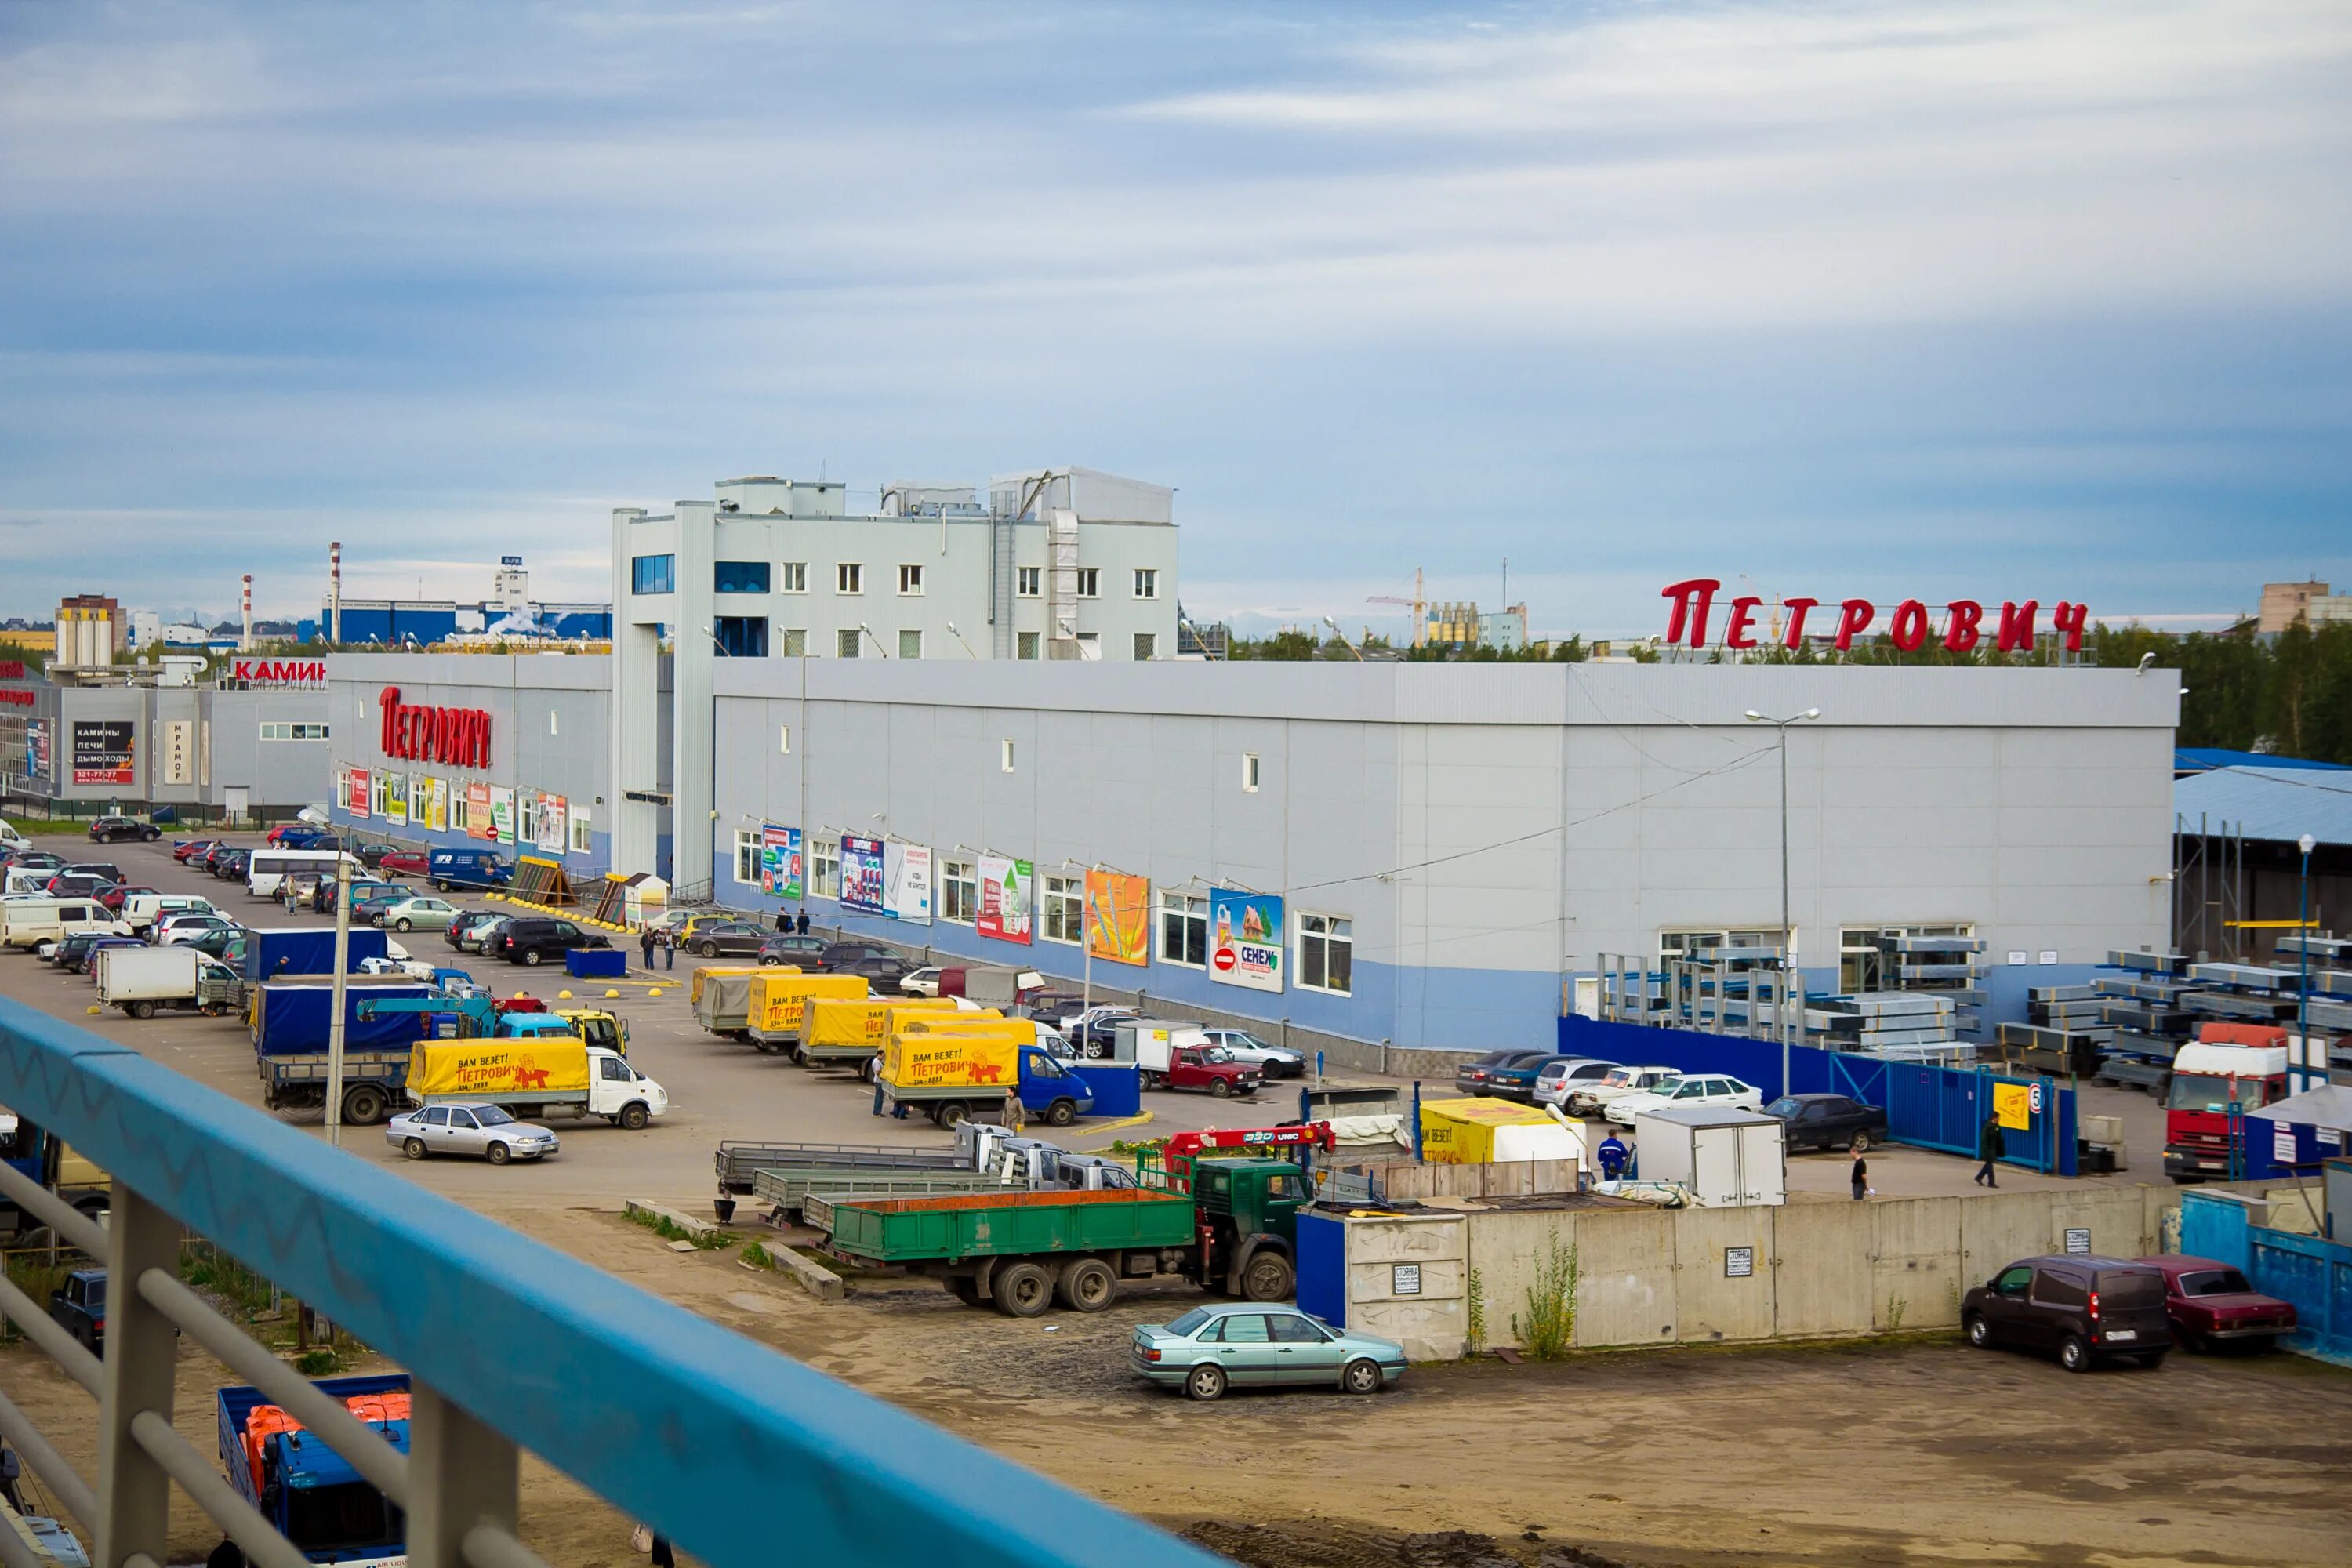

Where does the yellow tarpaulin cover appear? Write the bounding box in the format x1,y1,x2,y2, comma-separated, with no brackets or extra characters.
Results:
1418,1097,1555,1165
881,1022,1027,1090
804,996,974,1049
689,965,768,1007
749,971,870,1036
409,1039,590,1098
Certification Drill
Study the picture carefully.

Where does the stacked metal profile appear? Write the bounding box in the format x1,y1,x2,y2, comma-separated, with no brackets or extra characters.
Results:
1877,933,1986,1038
2082,942,2352,1092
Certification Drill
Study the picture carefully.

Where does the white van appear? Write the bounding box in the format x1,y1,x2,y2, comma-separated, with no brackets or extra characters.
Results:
122,893,216,934
0,822,28,851
4,866,60,896
2,898,130,950
246,848,361,899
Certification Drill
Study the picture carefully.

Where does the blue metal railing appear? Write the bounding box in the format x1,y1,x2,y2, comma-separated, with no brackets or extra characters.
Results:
0,999,1221,1567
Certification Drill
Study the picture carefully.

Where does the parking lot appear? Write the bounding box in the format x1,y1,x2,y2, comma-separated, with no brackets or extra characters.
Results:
8,832,2347,1567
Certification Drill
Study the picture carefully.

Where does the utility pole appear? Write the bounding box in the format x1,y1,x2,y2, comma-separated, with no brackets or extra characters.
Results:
326,850,353,1148
1746,707,1821,1094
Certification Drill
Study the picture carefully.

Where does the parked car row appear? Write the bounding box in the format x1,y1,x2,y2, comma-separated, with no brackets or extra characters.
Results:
1962,1252,2297,1372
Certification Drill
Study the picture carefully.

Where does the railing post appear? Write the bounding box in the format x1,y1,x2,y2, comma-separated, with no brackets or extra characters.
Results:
407,1385,520,1568
96,1188,180,1568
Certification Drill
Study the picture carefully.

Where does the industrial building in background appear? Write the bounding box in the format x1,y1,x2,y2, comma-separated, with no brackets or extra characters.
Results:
607,466,1180,879
296,548,613,645
52,594,127,670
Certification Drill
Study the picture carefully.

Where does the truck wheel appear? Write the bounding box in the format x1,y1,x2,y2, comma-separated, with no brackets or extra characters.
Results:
1241,1251,1294,1301
487,1142,513,1166
1184,1363,1226,1402
1044,1098,1077,1128
935,1100,971,1128
130,1000,155,1020
344,1085,388,1126
404,1138,428,1161
1341,1358,1384,1395
1208,1077,1232,1098
993,1261,1053,1317
1056,1258,1117,1312
619,1102,650,1131
947,1276,983,1308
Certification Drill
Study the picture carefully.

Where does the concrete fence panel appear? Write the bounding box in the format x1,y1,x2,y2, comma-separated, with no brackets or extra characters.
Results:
1771,1202,1875,1338
1573,1208,1679,1348
1462,1210,1581,1352
1344,1214,1468,1361
1958,1189,2058,1292
2049,1189,2158,1261
1871,1196,1965,1330
1673,1204,1778,1343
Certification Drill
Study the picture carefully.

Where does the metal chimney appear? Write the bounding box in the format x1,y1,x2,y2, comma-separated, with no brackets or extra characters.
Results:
329,540,343,644
241,575,254,652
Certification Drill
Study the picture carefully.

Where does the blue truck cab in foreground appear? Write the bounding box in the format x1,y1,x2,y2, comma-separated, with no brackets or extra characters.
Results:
214,1372,408,1567
425,848,510,891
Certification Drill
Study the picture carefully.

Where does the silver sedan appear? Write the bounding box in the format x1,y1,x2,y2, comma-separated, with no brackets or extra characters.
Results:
385,1102,559,1165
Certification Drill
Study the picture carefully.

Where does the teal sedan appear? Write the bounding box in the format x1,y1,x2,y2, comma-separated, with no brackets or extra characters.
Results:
1130,1304,1406,1401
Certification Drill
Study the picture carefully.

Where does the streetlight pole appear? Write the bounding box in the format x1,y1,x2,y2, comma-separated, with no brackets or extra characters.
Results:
2295,832,2315,1094
1745,707,1821,1098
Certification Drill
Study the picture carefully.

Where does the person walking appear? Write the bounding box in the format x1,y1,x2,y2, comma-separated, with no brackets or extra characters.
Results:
638,924,656,972
774,906,790,932
659,926,677,971
1595,1131,1629,1183
1974,1112,2003,1188
795,908,811,936
1849,1143,1871,1200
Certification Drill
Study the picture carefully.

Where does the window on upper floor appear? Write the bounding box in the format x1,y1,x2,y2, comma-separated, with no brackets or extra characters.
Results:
1018,566,1042,597
1133,568,1158,600
779,562,808,593
631,554,676,595
1076,568,1099,598
1298,913,1353,996
898,564,924,595
714,561,770,594
898,629,923,659
836,563,862,594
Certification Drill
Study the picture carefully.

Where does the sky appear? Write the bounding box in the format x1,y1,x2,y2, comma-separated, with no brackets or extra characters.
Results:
3,0,2349,637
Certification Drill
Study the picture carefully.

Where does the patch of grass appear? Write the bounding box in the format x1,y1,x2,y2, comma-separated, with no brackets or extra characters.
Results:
627,1209,735,1250
295,1348,340,1375
1883,1293,1908,1334
182,1241,277,1318
2,816,103,836
740,1240,779,1270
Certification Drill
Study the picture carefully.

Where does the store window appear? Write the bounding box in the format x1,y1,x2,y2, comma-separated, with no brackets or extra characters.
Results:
1298,913,1353,996
732,829,761,885
1159,890,1207,967
631,554,676,595
714,561,771,594
780,562,808,593
941,859,977,925
1018,567,1041,597
811,837,840,898
1043,876,1083,945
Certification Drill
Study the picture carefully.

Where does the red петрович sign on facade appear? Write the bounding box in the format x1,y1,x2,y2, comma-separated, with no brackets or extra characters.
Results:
379,686,492,768
1660,579,2089,654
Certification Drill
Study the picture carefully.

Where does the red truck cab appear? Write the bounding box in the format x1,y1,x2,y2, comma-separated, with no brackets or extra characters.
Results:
2137,1254,2296,1351
1155,1045,1261,1099
2163,1029,2288,1183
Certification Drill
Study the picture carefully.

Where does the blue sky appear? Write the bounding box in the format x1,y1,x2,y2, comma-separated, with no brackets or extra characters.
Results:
3,0,2348,637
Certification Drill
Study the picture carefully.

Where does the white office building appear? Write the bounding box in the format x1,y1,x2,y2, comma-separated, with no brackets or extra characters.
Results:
608,466,1180,882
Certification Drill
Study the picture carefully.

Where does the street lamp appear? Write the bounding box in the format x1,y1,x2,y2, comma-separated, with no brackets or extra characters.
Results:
1322,616,1366,662
1745,707,1822,1095
2296,832,2316,1093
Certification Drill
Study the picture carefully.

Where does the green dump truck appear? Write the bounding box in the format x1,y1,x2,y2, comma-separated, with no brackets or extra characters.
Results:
821,1156,1309,1316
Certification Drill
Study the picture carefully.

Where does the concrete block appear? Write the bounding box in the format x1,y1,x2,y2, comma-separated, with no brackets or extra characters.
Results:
764,1244,845,1302
625,1199,720,1241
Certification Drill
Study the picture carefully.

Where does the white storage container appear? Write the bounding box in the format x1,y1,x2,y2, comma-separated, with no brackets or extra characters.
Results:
1633,1105,1786,1207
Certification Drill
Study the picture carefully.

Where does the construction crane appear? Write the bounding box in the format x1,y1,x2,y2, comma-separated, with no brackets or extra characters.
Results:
1367,568,1428,648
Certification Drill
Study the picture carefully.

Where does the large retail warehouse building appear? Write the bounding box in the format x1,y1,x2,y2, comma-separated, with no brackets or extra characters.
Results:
325,652,2176,1053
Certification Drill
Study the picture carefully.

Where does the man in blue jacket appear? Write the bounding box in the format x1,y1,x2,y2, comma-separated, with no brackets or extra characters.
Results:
1595,1131,1629,1181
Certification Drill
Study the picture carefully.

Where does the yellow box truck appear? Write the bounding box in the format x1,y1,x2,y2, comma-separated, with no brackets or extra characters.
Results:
800,996,981,1074
746,972,869,1054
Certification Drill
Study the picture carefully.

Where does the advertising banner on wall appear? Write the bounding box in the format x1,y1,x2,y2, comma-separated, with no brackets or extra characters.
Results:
26,720,49,782
535,793,568,855
884,841,933,925
1086,870,1152,967
489,786,516,845
384,772,408,827
161,720,196,786
840,834,886,915
760,825,804,899
977,855,1032,944
346,767,370,815
426,778,452,833
71,720,135,786
1210,888,1284,993
467,782,493,840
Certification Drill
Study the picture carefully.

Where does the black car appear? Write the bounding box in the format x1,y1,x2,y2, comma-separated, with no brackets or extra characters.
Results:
1764,1093,1890,1152
757,933,829,967
495,916,610,967
354,842,401,870
9,850,65,873
49,1269,105,1354
88,815,161,844
1455,1048,1554,1097
211,849,252,880
686,920,771,958
1962,1255,2172,1373
64,861,125,883
50,931,125,968
814,940,913,982
446,909,503,950
44,873,115,899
